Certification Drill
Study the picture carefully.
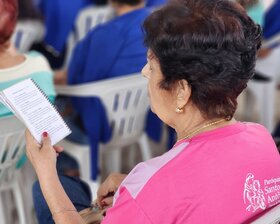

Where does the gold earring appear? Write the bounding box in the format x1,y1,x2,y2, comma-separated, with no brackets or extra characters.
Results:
176,107,183,113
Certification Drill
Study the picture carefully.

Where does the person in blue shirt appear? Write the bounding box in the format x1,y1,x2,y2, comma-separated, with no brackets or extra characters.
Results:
146,0,167,7
33,0,93,68
263,0,280,41
254,0,280,58
55,0,149,180
38,0,92,54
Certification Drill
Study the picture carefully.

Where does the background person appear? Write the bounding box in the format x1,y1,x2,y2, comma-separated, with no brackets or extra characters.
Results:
55,0,149,180
0,1,56,223
146,0,167,7
0,0,55,118
32,0,93,69
27,0,280,223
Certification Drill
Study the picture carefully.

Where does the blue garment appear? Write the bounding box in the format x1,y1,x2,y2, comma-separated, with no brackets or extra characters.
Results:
145,111,176,149
273,121,280,138
263,0,280,40
33,176,91,224
38,0,92,53
146,0,167,7
68,8,149,180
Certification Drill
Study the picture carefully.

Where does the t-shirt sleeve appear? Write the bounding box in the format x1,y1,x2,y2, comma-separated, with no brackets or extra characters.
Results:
67,23,125,84
101,188,152,224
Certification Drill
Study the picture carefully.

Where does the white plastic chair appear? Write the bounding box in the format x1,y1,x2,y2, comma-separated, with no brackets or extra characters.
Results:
251,204,280,224
244,43,280,132
55,74,152,182
64,6,114,66
0,116,27,224
11,20,45,53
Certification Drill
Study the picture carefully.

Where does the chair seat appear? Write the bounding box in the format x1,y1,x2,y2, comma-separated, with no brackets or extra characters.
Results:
0,116,27,224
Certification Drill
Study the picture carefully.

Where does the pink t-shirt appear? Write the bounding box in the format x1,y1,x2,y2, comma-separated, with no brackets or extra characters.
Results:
102,122,280,224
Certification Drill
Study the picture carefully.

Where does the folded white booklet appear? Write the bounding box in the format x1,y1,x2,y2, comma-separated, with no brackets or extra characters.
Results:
0,78,71,145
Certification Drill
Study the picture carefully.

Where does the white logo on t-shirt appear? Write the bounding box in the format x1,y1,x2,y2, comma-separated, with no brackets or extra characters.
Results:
243,173,266,213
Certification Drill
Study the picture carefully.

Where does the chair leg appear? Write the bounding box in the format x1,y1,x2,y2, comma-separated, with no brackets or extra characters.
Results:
87,181,100,201
259,82,275,132
128,143,138,169
243,89,255,121
247,80,276,132
106,149,122,173
0,192,7,224
13,178,27,224
19,162,37,224
138,134,152,161
81,148,91,181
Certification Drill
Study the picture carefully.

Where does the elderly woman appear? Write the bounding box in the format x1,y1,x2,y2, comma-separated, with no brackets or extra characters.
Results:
26,0,280,223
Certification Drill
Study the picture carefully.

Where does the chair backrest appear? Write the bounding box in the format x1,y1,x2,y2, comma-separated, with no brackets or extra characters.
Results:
0,116,25,187
65,6,114,66
55,74,150,148
11,20,45,53
262,33,280,49
251,204,280,224
73,6,114,42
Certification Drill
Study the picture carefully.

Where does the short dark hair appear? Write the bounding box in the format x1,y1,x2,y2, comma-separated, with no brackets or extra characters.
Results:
111,0,143,6
237,0,258,9
0,0,18,45
143,0,262,120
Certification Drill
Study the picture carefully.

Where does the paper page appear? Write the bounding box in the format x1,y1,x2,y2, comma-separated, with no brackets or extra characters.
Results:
3,79,71,145
0,93,5,105
0,92,17,114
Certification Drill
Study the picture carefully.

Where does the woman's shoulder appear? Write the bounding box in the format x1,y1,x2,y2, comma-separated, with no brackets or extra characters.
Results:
0,51,53,83
25,51,52,71
242,121,272,136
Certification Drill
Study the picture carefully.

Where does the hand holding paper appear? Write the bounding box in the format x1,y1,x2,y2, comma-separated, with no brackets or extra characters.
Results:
0,79,71,145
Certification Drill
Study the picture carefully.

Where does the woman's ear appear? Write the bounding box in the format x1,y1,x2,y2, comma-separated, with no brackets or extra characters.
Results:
176,79,191,110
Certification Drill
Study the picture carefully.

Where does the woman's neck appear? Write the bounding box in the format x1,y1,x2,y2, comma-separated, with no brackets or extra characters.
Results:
0,43,25,69
174,106,235,141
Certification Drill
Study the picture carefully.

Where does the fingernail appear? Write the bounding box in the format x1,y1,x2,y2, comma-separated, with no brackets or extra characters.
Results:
43,132,48,137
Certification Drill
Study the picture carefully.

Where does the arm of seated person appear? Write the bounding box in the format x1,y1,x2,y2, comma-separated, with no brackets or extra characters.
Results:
54,69,68,85
258,47,272,58
25,130,86,224
97,173,127,207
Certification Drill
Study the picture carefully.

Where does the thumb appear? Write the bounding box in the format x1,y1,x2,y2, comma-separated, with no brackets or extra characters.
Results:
101,196,113,207
53,145,64,153
41,132,52,147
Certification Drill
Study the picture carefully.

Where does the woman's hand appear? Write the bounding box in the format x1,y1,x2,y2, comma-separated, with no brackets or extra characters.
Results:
97,173,127,207
25,130,64,176
258,48,272,59
54,69,68,85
